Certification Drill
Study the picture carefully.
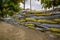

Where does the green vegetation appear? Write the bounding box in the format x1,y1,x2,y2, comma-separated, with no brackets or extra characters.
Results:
40,0,60,8
0,0,23,18
0,0,60,36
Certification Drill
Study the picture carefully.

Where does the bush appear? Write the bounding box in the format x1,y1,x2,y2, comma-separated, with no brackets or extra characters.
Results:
0,0,22,18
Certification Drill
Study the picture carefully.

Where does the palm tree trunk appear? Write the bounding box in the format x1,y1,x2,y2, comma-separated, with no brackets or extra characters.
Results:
24,0,25,10
51,0,54,14
30,0,31,11
52,5,54,14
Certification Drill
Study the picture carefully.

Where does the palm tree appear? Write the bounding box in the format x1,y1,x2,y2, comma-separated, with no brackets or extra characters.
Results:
24,0,25,10
30,0,31,11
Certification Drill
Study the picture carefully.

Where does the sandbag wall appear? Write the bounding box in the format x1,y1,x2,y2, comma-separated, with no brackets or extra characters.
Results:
15,11,60,35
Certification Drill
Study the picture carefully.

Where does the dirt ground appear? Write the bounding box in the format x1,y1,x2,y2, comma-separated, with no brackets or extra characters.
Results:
0,21,58,40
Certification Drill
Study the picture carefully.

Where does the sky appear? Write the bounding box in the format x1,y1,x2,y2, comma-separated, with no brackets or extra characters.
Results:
20,0,44,11
20,0,60,11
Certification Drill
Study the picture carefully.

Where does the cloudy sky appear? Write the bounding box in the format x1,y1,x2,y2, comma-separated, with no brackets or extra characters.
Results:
20,0,44,10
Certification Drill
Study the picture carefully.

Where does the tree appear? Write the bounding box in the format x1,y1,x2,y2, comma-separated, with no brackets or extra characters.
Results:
41,0,60,8
37,0,60,14
0,0,23,18
11,0,24,3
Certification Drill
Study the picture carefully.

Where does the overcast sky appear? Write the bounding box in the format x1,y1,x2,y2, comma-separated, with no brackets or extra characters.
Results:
20,0,44,10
